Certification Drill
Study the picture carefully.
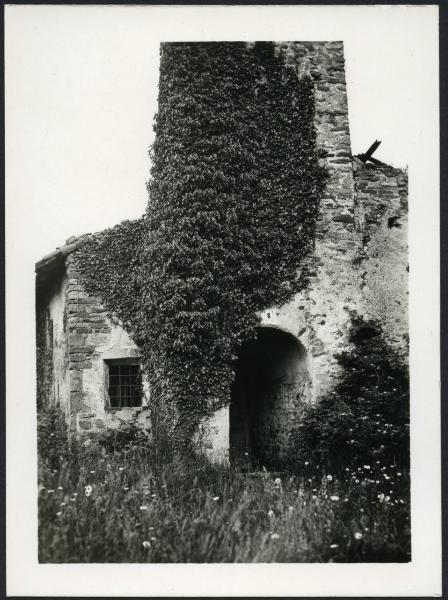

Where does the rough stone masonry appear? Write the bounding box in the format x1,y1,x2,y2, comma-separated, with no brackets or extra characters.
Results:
35,41,408,465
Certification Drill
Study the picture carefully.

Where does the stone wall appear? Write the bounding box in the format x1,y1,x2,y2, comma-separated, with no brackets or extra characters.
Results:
250,44,408,464
259,41,357,401
63,254,151,434
353,161,409,352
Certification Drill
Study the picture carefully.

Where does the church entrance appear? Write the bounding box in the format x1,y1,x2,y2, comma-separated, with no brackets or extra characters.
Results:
229,327,309,469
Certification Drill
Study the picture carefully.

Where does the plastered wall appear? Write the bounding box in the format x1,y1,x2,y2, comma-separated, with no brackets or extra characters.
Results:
36,277,69,418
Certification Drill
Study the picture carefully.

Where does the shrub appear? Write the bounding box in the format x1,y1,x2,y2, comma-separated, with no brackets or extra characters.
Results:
292,316,410,472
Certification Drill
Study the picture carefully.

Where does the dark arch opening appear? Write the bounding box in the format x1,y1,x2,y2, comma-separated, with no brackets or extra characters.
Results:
229,327,309,469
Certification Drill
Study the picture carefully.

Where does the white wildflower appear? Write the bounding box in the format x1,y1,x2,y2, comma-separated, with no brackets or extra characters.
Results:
326,475,333,481
139,505,149,511
354,532,363,540
330,495,339,502
268,509,275,518
84,485,93,497
142,541,151,549
212,496,220,502
270,533,280,540
330,543,339,549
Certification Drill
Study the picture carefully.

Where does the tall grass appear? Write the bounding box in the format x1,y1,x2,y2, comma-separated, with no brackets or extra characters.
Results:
38,407,410,563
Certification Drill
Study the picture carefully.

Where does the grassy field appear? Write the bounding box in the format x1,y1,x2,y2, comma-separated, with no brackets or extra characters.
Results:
38,419,411,563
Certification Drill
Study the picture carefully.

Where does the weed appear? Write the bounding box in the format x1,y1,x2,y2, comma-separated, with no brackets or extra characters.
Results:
38,409,410,563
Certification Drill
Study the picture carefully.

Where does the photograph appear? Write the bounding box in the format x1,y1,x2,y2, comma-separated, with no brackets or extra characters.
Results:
5,4,441,597
35,38,411,564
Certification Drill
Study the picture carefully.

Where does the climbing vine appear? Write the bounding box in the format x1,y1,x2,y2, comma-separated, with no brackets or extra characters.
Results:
74,218,146,342
75,42,326,450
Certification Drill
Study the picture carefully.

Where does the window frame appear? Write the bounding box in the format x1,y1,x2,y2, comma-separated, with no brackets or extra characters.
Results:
104,358,143,410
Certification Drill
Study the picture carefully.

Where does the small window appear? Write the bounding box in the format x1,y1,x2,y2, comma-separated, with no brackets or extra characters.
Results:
106,361,142,408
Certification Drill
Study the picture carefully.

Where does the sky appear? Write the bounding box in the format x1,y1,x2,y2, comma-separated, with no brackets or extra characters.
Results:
5,5,438,262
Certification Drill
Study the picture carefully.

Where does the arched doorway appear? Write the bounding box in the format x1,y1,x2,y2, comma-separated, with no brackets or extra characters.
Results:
229,327,309,469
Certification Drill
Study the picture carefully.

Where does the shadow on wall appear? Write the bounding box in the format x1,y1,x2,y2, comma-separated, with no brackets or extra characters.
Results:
230,327,310,470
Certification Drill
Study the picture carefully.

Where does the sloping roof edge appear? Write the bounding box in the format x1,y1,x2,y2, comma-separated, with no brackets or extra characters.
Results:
35,239,80,272
35,237,82,293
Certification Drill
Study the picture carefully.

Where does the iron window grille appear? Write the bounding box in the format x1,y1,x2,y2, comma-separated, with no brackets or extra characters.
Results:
106,361,143,408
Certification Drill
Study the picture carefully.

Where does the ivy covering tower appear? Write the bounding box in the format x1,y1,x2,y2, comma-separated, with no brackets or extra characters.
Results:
75,42,326,450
